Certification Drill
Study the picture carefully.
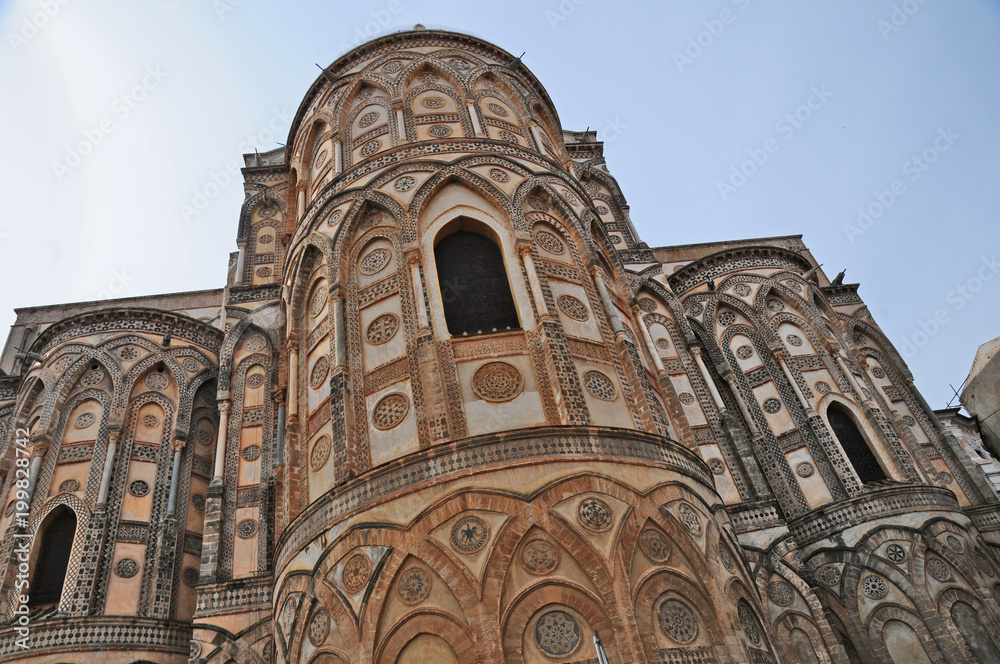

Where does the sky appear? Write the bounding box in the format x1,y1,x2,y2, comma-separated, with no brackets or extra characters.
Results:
0,0,998,409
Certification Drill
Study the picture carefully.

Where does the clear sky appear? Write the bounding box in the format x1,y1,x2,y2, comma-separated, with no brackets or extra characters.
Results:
1,0,998,408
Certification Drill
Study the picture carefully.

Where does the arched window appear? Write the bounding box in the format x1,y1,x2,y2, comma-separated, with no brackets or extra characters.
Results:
29,509,77,607
828,405,886,483
952,601,1000,662
434,230,519,336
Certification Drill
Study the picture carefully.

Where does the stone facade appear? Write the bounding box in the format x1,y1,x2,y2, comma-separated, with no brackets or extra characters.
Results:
1,27,1000,664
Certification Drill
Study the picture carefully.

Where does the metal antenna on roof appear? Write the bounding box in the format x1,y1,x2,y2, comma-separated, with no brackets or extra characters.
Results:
316,63,337,84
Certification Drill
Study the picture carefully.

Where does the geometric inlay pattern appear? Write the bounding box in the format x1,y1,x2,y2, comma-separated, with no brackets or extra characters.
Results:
639,530,671,563
819,565,841,586
237,519,258,539
472,362,524,403
534,230,565,255
145,373,168,390
115,558,139,578
372,393,409,430
308,610,331,646
310,356,330,389
583,370,616,401
366,313,399,345
451,515,489,554
658,599,698,644
557,295,590,322
861,575,888,599
577,497,614,533
927,558,951,581
521,539,559,575
182,566,199,587
58,479,80,493
128,480,150,497
677,503,702,535
360,139,381,156
535,610,581,656
310,435,331,472
767,581,793,607
795,462,815,478
394,176,416,191
360,248,391,275
397,567,432,605
885,543,907,564
342,552,372,593
738,602,761,645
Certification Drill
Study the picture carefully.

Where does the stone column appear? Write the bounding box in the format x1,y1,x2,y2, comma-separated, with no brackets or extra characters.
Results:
235,242,246,285
97,431,120,506
287,341,299,420
296,183,307,223
395,106,407,143
635,309,665,376
406,253,429,329
332,290,348,367
467,102,483,136
212,402,230,482
166,440,185,516
593,268,624,335
690,347,726,413
519,243,549,318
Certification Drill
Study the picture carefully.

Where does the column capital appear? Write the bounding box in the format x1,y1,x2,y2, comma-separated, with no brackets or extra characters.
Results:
217,401,231,415
172,439,187,452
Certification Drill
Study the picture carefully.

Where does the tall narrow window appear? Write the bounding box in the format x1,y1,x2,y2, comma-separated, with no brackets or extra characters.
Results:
828,406,886,483
29,509,77,607
434,230,520,336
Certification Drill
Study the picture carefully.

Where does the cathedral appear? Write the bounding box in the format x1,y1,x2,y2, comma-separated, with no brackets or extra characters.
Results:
2,27,1000,664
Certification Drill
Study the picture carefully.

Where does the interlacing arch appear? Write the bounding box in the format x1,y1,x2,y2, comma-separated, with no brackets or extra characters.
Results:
330,194,409,263
37,349,122,432
407,165,519,238
238,189,288,243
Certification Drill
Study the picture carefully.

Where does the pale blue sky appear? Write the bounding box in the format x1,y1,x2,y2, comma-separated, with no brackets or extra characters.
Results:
1,0,998,408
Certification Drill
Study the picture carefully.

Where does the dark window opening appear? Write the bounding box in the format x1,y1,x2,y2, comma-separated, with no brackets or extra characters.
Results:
29,509,77,607
434,231,520,336
828,406,886,483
